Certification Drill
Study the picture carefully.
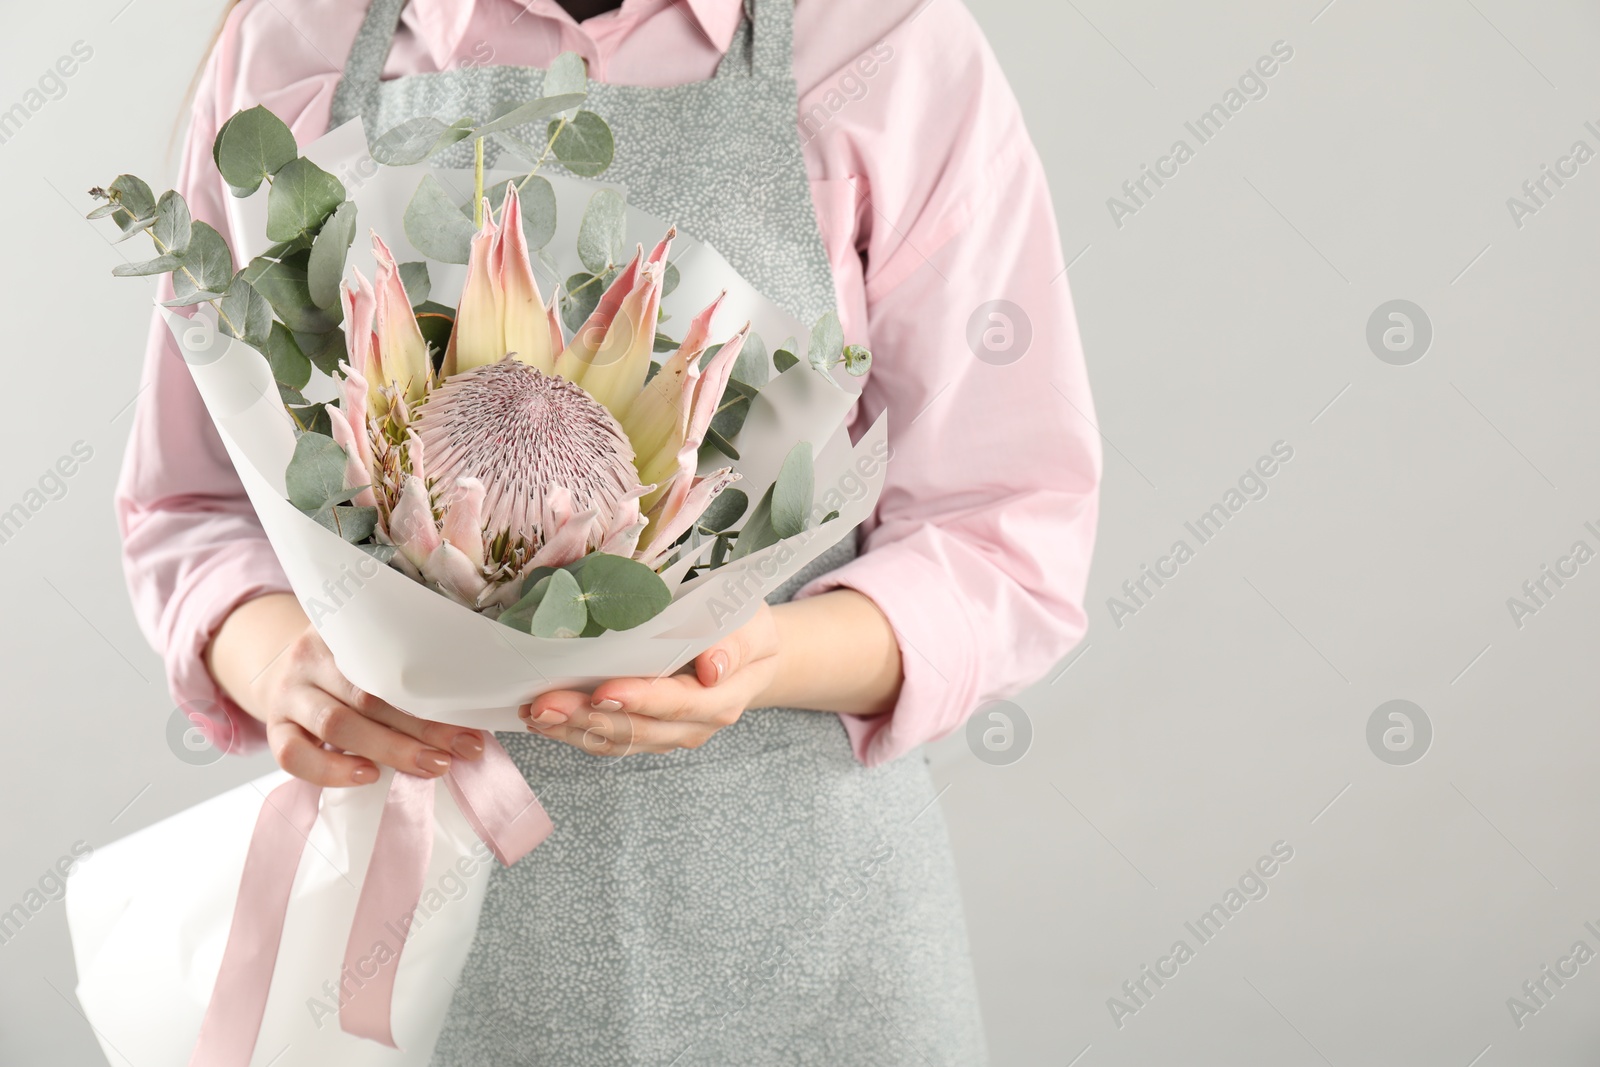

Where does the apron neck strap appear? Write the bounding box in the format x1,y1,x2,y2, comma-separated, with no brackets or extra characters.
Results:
329,0,407,132
327,0,798,132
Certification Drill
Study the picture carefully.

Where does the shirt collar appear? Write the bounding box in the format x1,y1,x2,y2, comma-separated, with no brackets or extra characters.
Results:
406,0,746,71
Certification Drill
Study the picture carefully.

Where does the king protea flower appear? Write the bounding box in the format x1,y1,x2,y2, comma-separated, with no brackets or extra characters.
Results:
326,183,746,612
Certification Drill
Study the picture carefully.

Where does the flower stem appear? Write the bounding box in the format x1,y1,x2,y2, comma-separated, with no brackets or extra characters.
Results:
473,136,485,226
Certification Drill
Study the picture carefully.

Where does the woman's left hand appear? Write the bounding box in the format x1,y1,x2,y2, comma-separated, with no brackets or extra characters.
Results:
520,603,781,757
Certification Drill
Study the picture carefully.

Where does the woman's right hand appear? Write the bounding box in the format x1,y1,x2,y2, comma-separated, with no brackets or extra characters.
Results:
207,593,484,786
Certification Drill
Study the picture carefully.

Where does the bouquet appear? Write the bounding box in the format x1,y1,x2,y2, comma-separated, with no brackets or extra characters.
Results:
69,54,890,1066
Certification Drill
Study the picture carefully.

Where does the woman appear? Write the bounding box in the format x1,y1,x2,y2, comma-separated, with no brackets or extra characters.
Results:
117,0,1100,1061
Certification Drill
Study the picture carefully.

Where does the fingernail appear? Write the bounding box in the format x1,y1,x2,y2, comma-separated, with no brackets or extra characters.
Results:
416,751,451,775
709,651,729,684
591,698,623,713
535,708,569,725
352,764,378,783
452,733,484,758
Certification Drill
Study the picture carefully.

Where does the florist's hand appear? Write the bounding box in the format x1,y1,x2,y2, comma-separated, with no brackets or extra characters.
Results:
520,603,781,756
250,621,485,786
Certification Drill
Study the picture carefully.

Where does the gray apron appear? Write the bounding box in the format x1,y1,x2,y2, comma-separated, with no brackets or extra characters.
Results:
330,4,987,1063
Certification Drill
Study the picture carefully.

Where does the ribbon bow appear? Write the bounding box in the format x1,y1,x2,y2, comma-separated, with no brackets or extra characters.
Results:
187,736,551,1065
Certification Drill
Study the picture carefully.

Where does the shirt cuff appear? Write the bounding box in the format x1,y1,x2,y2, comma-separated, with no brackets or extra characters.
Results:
164,541,293,757
792,532,978,767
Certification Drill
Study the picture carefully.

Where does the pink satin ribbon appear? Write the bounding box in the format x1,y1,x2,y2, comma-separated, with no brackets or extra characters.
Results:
187,735,552,1066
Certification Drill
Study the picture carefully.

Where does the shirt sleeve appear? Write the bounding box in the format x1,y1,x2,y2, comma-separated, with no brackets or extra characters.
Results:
793,0,1102,767
113,30,292,757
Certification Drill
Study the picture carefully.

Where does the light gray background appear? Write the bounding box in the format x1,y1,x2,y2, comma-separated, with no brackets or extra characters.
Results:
2,0,1597,1064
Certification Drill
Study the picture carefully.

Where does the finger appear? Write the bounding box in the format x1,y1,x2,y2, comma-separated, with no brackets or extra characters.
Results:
519,689,591,728
531,716,711,756
308,656,485,760
287,689,453,778
591,674,737,725
268,720,379,787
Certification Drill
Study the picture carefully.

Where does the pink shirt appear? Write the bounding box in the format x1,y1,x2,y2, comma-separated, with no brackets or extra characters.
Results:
116,0,1101,767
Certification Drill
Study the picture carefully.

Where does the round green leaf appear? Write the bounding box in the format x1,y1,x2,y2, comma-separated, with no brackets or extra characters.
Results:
501,568,588,638
404,174,476,264
371,116,474,166
770,442,814,539
476,94,586,138
569,553,671,631
214,106,298,196
107,174,155,234
244,251,339,334
285,431,350,510
399,260,431,306
265,321,311,389
543,52,587,118
152,190,192,255
806,311,844,376
729,486,775,561
307,200,357,311
577,188,626,274
171,222,235,301
220,275,273,348
842,343,872,377
295,327,347,377
547,111,614,178
696,488,748,533
265,158,347,242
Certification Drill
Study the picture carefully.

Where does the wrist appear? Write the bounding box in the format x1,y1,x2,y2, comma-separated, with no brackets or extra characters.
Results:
205,592,309,723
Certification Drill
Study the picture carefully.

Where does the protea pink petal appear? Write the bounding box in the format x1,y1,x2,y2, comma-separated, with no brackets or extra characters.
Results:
327,407,377,507
527,507,600,570
640,438,697,525
441,477,486,567
371,232,430,403
497,184,554,374
580,262,663,419
685,323,747,450
621,291,725,464
636,468,740,568
443,202,504,377
338,362,375,474
422,541,488,605
341,270,382,415
597,484,652,557
645,226,675,269
389,475,440,570
407,428,426,482
546,300,565,362
556,247,642,381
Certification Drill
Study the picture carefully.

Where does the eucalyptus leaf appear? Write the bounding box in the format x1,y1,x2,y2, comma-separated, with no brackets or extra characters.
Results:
475,94,586,137
107,174,155,234
543,52,587,117
399,260,431,305
733,330,769,387
294,327,347,377
500,568,587,638
547,110,614,178
773,347,799,373
285,431,350,510
702,426,740,462
653,332,679,353
86,202,120,220
244,251,339,334
265,321,311,390
371,116,473,166
769,442,814,538
414,303,454,365
560,269,616,333
842,343,872,376
806,310,844,377
278,381,308,406
220,274,273,348
577,188,626,274
662,260,680,298
566,553,672,631
709,533,732,569
709,377,759,445
820,509,840,523
160,289,224,307
213,106,298,196
265,158,346,242
404,174,476,264
695,488,748,533
170,219,235,295
152,190,192,255
308,504,379,543
482,175,558,250
288,401,333,436
730,486,776,560
307,200,356,311
111,252,184,278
